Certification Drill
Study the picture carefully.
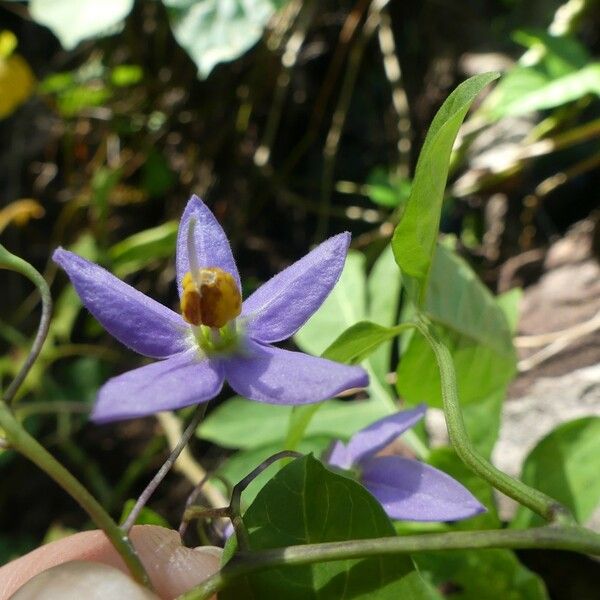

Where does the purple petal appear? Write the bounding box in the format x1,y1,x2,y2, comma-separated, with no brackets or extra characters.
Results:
325,440,352,470
347,405,427,466
361,456,486,522
92,351,224,423
176,195,240,296
223,340,368,405
242,233,350,343
53,248,190,359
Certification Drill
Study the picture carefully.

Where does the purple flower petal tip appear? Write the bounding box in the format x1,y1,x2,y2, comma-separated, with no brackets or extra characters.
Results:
242,232,352,343
53,248,189,359
361,456,486,522
91,352,224,423
345,403,427,465
224,340,368,405
176,195,240,294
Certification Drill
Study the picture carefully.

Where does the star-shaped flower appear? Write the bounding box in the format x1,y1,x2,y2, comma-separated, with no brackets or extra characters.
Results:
326,405,485,521
53,195,368,423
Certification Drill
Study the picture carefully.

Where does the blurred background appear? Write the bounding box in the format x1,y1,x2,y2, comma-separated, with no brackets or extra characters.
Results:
0,0,598,596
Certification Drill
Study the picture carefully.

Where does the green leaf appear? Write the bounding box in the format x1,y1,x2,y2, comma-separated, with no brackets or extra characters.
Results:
30,0,133,49
295,249,400,413
215,438,330,509
497,63,600,117
110,64,143,87
391,73,499,294
479,67,550,120
397,245,516,409
512,417,600,528
424,244,513,355
109,220,178,277
119,499,170,528
222,455,436,599
198,396,388,450
416,549,548,600
396,245,516,456
164,0,291,78
295,251,366,356
323,321,407,365
141,150,176,199
513,30,589,78
365,168,411,208
367,245,402,382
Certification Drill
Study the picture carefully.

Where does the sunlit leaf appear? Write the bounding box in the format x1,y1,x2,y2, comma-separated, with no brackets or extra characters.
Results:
497,63,600,117
222,455,438,599
30,0,134,49
198,396,388,450
512,417,600,528
391,73,499,297
164,0,291,78
110,220,178,277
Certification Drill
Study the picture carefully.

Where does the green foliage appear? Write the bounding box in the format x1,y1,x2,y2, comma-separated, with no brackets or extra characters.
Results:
164,0,291,78
323,321,407,366
396,244,517,457
119,499,171,528
295,247,401,411
416,549,548,600
480,32,598,119
365,168,411,209
512,417,600,528
407,452,548,598
30,0,134,49
110,221,179,277
198,396,388,450
215,437,331,509
222,455,437,599
391,72,499,297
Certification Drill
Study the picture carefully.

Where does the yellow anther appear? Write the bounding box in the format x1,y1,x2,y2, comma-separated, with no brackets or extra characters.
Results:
181,268,241,328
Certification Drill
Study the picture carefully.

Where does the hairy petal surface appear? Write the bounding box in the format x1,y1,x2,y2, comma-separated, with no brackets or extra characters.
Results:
176,195,240,295
360,456,485,522
53,249,190,359
344,405,427,466
92,351,224,423
242,233,350,343
224,340,368,405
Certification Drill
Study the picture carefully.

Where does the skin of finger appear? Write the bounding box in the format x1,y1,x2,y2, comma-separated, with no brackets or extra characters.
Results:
0,525,222,600
10,561,159,600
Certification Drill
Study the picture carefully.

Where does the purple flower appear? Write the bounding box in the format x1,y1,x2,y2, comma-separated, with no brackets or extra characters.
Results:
327,405,485,521
53,195,368,423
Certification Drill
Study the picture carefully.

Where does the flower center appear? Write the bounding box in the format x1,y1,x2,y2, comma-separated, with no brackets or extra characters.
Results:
181,267,242,328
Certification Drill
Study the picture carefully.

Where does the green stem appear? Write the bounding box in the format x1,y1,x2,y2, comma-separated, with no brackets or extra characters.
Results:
179,525,600,599
0,401,150,586
415,317,571,523
0,245,52,405
0,246,150,586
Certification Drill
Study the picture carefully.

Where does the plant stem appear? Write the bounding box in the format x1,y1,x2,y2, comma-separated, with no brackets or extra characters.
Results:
415,318,571,523
179,525,600,599
0,245,52,405
0,247,150,586
121,404,208,533
0,401,150,586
